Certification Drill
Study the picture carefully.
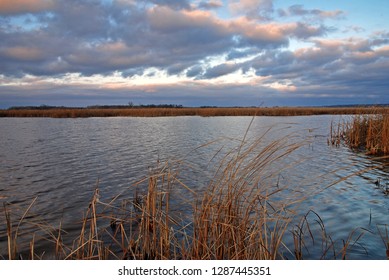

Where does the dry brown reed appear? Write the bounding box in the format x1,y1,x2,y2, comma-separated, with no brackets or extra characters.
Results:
3,198,38,260
186,124,307,260
1,106,387,118
329,109,389,155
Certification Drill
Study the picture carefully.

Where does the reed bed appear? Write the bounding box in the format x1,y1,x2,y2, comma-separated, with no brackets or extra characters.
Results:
329,109,389,155
1,106,387,118
1,125,386,260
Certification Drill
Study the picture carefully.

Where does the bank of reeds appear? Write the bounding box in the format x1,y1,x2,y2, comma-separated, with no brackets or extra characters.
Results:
1,126,385,260
1,106,387,118
329,109,389,155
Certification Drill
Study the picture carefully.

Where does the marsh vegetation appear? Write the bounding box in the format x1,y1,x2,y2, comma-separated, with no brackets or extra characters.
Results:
330,109,389,155
1,106,387,118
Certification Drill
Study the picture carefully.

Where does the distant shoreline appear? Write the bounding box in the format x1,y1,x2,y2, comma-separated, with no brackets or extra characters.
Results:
1,106,388,118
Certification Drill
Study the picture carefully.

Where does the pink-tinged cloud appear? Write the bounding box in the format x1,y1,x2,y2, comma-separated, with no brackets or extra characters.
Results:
313,37,386,53
1,46,43,61
0,0,54,15
228,18,325,44
376,45,389,56
147,6,323,48
147,6,224,32
348,51,377,65
228,17,286,43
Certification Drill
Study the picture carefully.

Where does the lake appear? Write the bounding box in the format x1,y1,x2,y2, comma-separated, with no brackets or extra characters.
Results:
0,116,388,259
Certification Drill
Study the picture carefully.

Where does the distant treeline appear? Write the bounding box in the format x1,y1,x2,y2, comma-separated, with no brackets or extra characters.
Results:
7,104,184,110
6,103,389,111
7,105,79,110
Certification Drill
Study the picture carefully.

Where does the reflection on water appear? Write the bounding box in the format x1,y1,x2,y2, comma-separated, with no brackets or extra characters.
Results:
0,116,388,259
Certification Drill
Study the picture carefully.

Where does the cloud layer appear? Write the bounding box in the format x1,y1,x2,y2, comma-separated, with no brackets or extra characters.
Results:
0,0,388,107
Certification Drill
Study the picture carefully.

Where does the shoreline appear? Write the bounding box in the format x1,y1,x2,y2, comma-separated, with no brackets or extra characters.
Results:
1,106,388,118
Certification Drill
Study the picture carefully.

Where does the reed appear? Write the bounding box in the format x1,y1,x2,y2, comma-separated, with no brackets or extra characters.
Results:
1,106,387,118
329,109,389,155
0,124,382,260
186,126,307,260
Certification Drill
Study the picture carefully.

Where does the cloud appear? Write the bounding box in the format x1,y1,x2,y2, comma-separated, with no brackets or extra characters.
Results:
376,45,389,56
226,48,257,60
202,62,240,78
166,61,195,75
0,46,43,61
0,1,335,78
229,0,274,20
0,0,388,107
0,0,54,15
227,18,288,46
186,65,203,77
197,0,223,10
147,6,218,32
228,18,328,47
255,36,389,95
278,5,345,21
286,22,330,39
343,25,365,34
148,0,192,10
48,0,112,39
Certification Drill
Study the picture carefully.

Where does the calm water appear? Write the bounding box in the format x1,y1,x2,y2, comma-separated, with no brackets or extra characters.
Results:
0,116,388,259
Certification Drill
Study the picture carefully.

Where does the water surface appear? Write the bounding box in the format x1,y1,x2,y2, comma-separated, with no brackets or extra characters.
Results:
0,116,388,259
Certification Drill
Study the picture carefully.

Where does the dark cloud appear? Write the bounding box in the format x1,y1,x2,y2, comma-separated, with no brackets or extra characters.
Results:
147,0,192,10
49,1,110,39
226,48,255,60
202,63,241,79
197,0,223,10
291,22,331,39
186,65,203,77
164,62,193,75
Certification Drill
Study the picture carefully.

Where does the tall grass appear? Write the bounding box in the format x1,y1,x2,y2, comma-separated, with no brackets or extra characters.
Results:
329,109,389,155
1,106,387,118
1,124,385,260
188,129,304,260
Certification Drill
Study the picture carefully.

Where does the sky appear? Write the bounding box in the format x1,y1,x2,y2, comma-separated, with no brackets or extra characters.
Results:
0,0,388,108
